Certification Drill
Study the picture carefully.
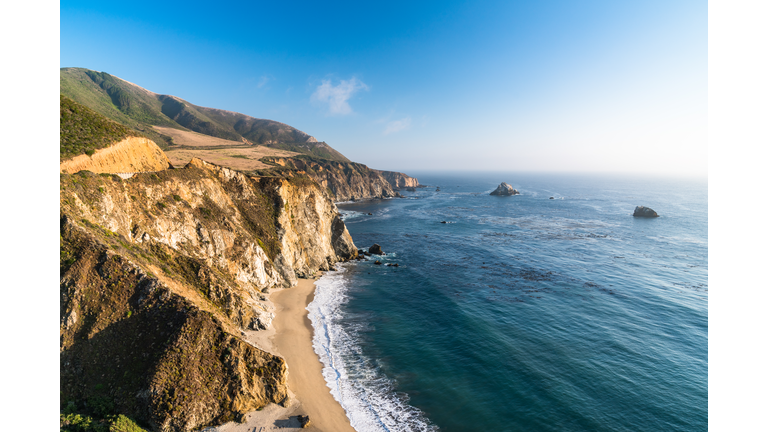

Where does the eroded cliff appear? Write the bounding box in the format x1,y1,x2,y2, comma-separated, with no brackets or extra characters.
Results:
257,156,420,202
60,136,172,174
60,158,356,431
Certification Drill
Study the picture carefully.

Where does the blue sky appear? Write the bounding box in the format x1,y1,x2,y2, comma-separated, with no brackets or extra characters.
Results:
61,0,707,176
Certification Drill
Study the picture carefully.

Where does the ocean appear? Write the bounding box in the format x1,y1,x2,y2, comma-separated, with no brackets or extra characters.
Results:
307,172,708,432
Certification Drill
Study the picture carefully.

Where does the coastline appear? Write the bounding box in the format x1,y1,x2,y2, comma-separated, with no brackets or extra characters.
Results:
210,276,355,432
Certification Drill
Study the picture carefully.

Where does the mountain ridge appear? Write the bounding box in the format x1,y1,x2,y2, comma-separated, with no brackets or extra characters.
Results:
60,67,349,161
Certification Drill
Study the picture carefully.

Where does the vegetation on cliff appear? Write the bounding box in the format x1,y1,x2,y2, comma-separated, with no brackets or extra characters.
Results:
60,160,357,431
60,67,349,161
253,155,419,202
60,95,142,161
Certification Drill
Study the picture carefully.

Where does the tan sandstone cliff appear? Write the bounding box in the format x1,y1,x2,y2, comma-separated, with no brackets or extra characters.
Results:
60,158,357,431
60,136,172,174
258,156,420,202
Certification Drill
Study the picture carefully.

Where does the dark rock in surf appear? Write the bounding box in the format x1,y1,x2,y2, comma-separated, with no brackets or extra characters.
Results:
490,182,520,196
374,260,382,265
369,244,384,255
633,206,659,218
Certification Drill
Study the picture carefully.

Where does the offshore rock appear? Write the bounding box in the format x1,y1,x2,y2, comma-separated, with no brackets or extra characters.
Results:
490,182,519,196
633,206,659,218
369,244,384,255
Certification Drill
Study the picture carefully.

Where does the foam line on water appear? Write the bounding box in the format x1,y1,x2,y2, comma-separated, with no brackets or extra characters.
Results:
307,266,438,432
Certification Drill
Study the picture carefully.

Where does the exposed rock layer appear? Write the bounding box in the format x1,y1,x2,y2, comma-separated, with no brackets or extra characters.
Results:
60,137,172,174
374,170,421,189
60,158,356,431
490,182,520,196
258,156,419,202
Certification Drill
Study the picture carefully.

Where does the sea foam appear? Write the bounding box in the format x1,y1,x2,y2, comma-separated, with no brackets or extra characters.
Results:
307,266,438,432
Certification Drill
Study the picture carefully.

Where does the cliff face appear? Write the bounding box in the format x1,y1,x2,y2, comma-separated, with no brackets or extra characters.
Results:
60,159,356,431
259,156,409,202
60,136,172,174
375,170,421,189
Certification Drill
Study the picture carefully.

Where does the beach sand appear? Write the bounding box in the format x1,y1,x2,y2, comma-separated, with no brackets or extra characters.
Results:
209,277,355,432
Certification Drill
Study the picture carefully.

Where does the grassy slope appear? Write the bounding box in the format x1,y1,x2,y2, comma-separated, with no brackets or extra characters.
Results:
61,68,349,161
60,95,142,161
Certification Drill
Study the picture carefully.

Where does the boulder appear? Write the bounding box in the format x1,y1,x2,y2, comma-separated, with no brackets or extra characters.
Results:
490,182,520,196
549,197,554,200
374,260,382,265
633,206,659,218
298,415,311,428
369,244,384,255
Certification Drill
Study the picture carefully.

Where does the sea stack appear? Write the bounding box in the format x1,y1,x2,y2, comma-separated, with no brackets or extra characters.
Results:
490,182,520,196
633,206,659,218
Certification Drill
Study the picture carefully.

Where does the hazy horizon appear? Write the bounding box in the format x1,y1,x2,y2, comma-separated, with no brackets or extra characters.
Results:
61,0,706,178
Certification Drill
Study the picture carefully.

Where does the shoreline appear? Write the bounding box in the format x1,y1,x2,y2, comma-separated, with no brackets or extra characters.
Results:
209,276,355,432
271,277,356,432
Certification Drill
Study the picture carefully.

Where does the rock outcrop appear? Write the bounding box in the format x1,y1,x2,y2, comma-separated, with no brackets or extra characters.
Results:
60,136,172,174
633,206,659,218
375,170,421,189
490,182,520,196
60,158,356,431
258,156,401,202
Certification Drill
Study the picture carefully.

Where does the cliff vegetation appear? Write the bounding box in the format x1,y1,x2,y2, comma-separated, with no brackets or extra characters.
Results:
60,159,357,431
254,155,421,202
61,68,349,161
60,95,142,161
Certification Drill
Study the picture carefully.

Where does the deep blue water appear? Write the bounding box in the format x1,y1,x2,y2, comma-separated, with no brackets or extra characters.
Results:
307,172,707,432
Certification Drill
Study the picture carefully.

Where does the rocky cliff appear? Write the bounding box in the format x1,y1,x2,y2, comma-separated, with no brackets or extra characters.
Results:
375,169,421,189
257,156,419,202
60,158,357,431
60,136,172,174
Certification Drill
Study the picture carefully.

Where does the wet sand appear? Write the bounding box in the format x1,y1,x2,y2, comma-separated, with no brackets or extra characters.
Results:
270,278,356,432
209,277,355,432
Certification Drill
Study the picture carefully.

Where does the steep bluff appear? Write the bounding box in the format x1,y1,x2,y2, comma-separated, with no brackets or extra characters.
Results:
375,169,421,189
60,158,356,431
60,136,172,174
258,156,420,202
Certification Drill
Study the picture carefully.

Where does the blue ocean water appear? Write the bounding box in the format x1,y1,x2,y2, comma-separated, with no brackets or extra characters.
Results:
307,172,707,432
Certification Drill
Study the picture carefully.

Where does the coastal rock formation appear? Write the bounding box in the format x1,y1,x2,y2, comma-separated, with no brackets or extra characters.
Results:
60,158,357,431
257,156,417,202
60,136,172,174
633,206,659,218
490,182,520,196
375,169,421,189
369,244,384,255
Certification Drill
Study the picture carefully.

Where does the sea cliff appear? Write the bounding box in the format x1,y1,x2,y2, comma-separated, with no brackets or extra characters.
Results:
60,158,357,431
257,156,420,202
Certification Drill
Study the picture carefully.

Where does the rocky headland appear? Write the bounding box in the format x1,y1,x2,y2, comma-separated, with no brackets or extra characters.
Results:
60,156,357,431
256,156,421,202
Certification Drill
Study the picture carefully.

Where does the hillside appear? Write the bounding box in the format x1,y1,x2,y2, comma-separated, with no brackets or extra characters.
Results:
60,158,358,431
60,95,143,161
60,67,350,161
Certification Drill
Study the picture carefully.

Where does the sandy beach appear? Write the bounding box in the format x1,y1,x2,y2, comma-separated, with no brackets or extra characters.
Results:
210,277,355,432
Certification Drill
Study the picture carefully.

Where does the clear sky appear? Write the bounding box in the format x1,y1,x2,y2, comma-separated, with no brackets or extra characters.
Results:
60,0,707,177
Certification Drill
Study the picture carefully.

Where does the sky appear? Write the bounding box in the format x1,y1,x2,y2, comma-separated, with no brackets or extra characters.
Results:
60,0,707,177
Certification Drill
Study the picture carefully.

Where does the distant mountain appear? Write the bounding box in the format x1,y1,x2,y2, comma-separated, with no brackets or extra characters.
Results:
60,68,350,161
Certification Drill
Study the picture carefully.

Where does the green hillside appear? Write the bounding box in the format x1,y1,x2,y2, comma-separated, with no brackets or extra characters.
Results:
60,68,350,161
60,95,142,161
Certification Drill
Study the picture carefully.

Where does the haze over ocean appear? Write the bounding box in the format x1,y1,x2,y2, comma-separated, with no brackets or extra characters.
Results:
312,173,707,431
60,0,707,177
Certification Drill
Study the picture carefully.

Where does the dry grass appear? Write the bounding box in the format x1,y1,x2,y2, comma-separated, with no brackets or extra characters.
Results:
157,126,300,170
